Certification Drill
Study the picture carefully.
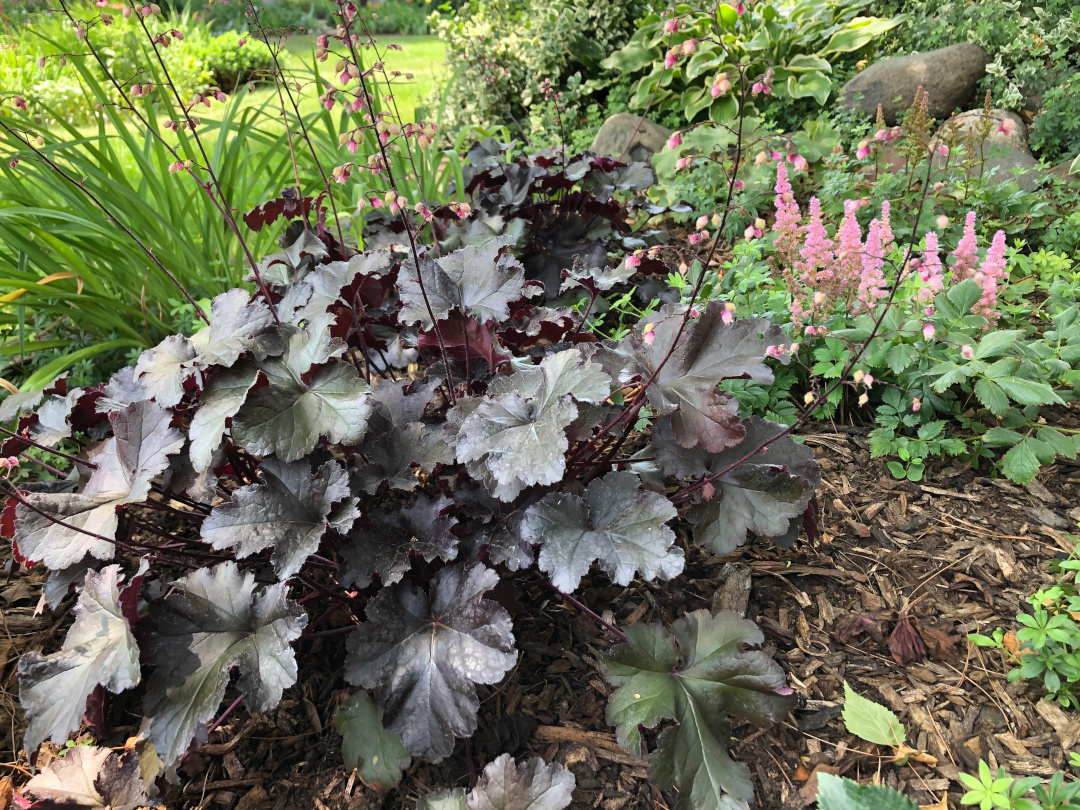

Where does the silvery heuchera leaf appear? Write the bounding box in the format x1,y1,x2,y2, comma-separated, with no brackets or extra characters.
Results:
140,561,307,764
397,238,527,328
615,303,790,453
19,564,141,753
98,367,145,412
334,691,411,790
522,471,682,593
16,401,184,569
340,494,458,589
201,458,358,579
467,754,575,810
353,379,453,494
293,249,397,324
460,521,534,572
188,364,260,473
345,562,517,761
0,388,44,422
255,228,328,287
448,349,610,501
560,261,635,293
232,320,373,461
189,288,282,368
602,610,796,810
133,335,196,408
31,386,88,446
589,161,656,203
40,557,94,611
652,417,820,555
23,746,148,810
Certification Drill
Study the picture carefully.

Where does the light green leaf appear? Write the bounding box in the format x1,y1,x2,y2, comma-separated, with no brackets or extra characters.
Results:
995,377,1064,407
841,683,904,747
786,72,832,105
1002,440,1041,484
717,3,738,29
1037,427,1076,459
817,774,918,810
335,691,411,790
821,16,904,53
974,379,1009,417
974,330,1022,360
785,54,831,73
886,344,917,374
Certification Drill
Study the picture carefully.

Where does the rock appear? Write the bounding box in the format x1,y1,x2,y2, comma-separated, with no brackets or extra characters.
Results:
934,108,1045,192
1051,156,1080,183
591,112,672,163
841,43,990,125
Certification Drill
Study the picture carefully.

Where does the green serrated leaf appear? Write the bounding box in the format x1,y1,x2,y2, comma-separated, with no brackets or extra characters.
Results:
1037,427,1077,459
995,377,1064,407
841,683,904,747
817,773,918,810
1001,440,1042,484
974,330,1022,359
885,343,917,374
974,379,1009,417
335,692,411,790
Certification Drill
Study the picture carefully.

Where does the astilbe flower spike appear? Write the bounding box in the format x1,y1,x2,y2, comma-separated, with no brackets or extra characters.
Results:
917,231,944,304
856,218,887,311
952,211,979,279
795,197,835,308
973,230,1008,324
834,200,863,290
771,162,802,268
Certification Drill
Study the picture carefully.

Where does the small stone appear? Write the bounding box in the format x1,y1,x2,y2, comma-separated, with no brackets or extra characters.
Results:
591,113,672,163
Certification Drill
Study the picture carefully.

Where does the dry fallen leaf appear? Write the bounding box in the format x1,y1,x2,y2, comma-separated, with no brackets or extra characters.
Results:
893,742,938,767
919,795,948,810
0,776,12,810
793,764,811,782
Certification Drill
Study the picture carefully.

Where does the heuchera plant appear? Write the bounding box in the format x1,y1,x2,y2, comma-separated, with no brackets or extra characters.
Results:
0,198,813,808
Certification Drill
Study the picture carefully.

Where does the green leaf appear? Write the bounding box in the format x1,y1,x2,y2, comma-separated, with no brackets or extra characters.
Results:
974,330,1022,359
785,54,832,73
886,461,906,479
334,691,411,790
841,683,905,747
885,344,917,374
944,279,983,316
974,379,1010,417
786,71,832,105
600,42,656,73
981,427,1024,447
1037,427,1076,459
602,611,796,810
1001,440,1042,484
821,16,904,53
817,774,918,810
995,377,1063,407
717,3,738,29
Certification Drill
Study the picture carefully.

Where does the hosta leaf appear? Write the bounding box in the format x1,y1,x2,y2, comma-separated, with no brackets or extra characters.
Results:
233,361,373,462
354,379,454,493
19,564,141,753
23,746,148,810
615,303,789,453
398,239,527,328
16,401,184,568
816,774,918,810
468,754,575,810
344,562,517,761
334,691,411,790
448,349,610,501
201,458,358,579
653,417,820,554
341,494,459,589
841,683,904,746
189,364,260,472
602,610,796,810
521,471,682,593
141,561,307,764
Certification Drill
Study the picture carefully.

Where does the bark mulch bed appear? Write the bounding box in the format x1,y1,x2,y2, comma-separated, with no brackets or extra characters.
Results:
1,428,1079,809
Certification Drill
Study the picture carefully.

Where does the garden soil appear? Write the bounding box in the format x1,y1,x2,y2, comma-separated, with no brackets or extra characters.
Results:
2,423,1080,809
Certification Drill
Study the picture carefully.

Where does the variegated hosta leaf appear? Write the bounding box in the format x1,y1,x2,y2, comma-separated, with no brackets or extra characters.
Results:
397,238,526,328
613,302,790,453
15,400,184,569
652,416,820,554
345,562,516,761
140,562,307,764
521,471,682,593
19,564,142,753
200,458,359,579
340,494,458,589
602,610,796,810
446,349,611,501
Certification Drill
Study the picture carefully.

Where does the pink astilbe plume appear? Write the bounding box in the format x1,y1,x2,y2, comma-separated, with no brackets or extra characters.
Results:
879,200,894,253
772,162,802,267
973,230,1008,323
796,197,835,295
917,231,944,304
835,200,864,290
856,218,887,311
952,211,979,280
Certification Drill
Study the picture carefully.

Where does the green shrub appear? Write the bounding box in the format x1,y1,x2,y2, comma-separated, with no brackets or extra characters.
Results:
1030,72,1080,166
193,0,328,33
358,0,434,35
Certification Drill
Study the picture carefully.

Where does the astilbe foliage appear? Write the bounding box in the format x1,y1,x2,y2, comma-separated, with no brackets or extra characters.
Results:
1,209,816,806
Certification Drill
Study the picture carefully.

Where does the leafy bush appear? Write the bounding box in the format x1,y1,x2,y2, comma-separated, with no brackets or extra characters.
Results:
194,0,329,33
602,0,901,127
1030,72,1080,165
430,0,651,140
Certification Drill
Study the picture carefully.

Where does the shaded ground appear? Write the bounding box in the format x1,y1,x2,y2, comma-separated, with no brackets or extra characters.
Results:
2,422,1080,809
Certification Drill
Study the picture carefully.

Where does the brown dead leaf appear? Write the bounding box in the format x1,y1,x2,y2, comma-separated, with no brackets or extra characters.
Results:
0,777,11,810
915,620,960,663
794,764,811,782
893,742,938,767
797,765,839,806
919,795,948,810
889,615,928,665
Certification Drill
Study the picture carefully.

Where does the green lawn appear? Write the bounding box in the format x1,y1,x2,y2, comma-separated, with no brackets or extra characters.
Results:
211,34,448,126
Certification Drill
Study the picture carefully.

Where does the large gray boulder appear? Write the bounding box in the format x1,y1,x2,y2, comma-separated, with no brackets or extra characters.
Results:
841,43,990,125
935,108,1044,192
591,113,672,163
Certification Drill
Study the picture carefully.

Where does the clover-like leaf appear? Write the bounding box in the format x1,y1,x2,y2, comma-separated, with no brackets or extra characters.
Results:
188,364,260,472
521,471,681,592
616,303,790,452
602,610,796,810
448,349,610,501
19,564,141,753
201,457,358,579
16,401,184,569
334,691,412,789
345,562,517,761
467,754,575,810
140,561,307,764
23,746,148,810
398,239,527,328
653,416,820,555
341,494,458,589
232,321,373,461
